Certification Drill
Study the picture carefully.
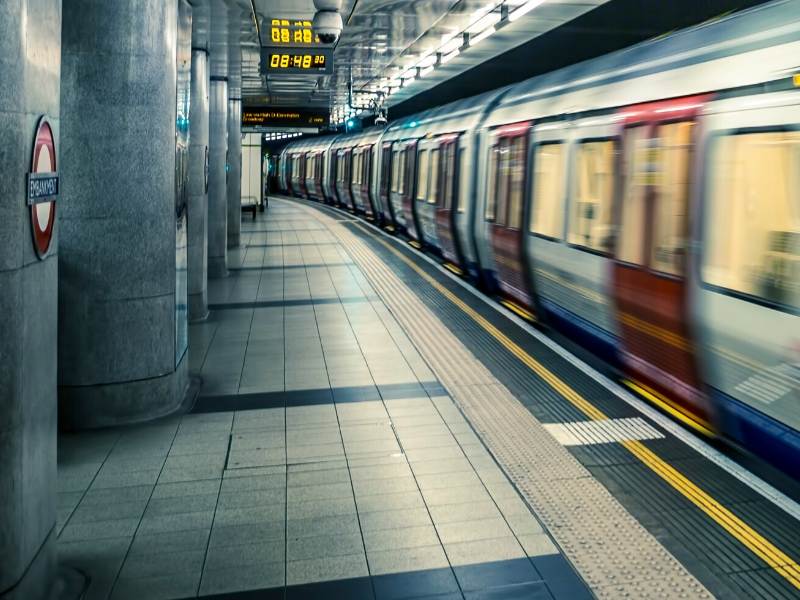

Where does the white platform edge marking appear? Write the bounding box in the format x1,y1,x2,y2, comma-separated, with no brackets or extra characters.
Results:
544,418,665,446
283,196,800,524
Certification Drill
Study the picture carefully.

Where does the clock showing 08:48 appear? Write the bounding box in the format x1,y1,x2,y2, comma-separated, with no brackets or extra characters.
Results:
261,48,334,75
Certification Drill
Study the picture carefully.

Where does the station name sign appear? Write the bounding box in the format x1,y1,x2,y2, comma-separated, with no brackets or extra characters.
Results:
27,172,59,204
242,106,329,130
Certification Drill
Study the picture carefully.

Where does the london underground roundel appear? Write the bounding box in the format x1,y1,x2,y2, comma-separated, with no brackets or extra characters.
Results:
27,116,59,259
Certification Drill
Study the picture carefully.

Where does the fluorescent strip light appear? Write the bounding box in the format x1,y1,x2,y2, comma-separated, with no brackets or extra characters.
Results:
439,37,462,55
468,12,500,34
441,49,460,64
509,0,546,22
470,25,495,47
419,65,434,77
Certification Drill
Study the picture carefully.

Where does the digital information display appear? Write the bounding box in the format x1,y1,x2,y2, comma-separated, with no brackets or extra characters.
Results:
267,18,318,46
261,47,333,75
242,106,330,131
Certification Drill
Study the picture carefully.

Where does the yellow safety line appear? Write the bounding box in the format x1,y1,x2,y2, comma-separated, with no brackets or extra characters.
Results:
623,379,715,438
500,299,537,323
443,262,464,276
619,311,691,352
353,222,800,590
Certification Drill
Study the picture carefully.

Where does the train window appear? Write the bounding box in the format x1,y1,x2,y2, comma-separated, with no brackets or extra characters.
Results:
530,142,565,238
496,140,511,226
618,126,649,265
391,150,399,192
507,136,526,230
458,148,467,213
443,144,455,210
417,149,430,200
703,129,800,308
398,150,407,195
568,140,616,253
651,121,693,275
429,149,440,205
485,146,499,221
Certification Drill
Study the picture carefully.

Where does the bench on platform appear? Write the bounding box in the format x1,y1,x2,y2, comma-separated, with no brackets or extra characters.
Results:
241,196,258,220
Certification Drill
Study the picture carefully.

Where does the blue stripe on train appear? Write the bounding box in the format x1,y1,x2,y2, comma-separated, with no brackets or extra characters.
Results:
539,298,621,367
712,387,800,480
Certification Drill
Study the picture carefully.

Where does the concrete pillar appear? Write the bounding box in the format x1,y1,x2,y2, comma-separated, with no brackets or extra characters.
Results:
227,98,242,248
208,77,229,277
0,1,61,597
188,49,209,321
58,0,188,428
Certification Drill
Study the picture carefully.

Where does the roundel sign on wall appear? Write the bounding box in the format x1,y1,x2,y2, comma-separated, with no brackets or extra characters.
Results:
26,116,59,258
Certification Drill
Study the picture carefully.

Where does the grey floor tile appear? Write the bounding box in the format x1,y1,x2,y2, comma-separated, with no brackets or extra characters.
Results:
363,524,440,553
200,562,285,596
286,442,345,462
220,473,286,493
227,448,286,469
287,466,350,488
504,512,546,536
204,539,285,570
213,504,286,527
349,462,413,482
286,553,369,586
91,469,161,489
518,533,560,557
68,499,147,524
367,544,449,575
138,510,215,535
151,479,221,499
409,457,474,476
352,475,419,497
144,493,219,517
444,536,526,567
287,513,361,540
355,490,425,513
217,487,286,509
415,471,483,491
359,507,433,532
287,531,364,561
287,496,356,520
128,529,210,556
435,517,514,545
118,548,205,579
421,485,493,507
59,518,140,542
209,521,285,548
428,501,503,525
110,572,200,600
287,481,353,503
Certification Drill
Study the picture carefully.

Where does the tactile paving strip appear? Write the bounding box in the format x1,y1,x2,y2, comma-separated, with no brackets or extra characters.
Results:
296,200,712,599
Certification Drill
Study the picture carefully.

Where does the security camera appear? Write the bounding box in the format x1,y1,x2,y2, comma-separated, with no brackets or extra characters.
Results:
375,115,388,126
313,10,342,45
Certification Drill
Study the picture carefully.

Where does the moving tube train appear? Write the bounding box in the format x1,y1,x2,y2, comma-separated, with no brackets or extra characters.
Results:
278,0,800,478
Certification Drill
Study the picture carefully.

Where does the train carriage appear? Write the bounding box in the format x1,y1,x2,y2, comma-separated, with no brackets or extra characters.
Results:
277,0,800,477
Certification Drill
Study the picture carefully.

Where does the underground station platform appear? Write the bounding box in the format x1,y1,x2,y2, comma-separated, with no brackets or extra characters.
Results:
55,198,800,600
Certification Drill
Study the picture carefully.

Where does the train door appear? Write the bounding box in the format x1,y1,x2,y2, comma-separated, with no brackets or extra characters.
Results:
415,139,441,250
402,141,421,241
613,95,713,432
695,93,800,459
389,143,407,230
379,142,396,227
485,122,533,309
343,149,355,210
298,154,308,198
364,147,377,219
435,134,462,268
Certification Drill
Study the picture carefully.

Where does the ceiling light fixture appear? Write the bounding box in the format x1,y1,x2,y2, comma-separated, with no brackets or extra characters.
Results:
419,65,434,78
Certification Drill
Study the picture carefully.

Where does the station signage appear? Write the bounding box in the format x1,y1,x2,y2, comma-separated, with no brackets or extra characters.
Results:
242,106,329,130
261,47,333,76
27,116,59,258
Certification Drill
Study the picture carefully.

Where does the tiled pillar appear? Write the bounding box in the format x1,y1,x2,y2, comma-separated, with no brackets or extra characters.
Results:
58,0,188,428
207,77,229,277
226,98,242,248
188,48,210,320
0,1,61,598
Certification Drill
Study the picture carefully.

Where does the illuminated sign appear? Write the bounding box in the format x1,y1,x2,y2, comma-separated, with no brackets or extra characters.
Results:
261,47,333,75
267,18,319,46
242,106,329,130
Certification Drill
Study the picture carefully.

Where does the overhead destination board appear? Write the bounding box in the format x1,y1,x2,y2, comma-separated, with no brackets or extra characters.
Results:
266,18,319,47
242,106,329,131
261,47,333,75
